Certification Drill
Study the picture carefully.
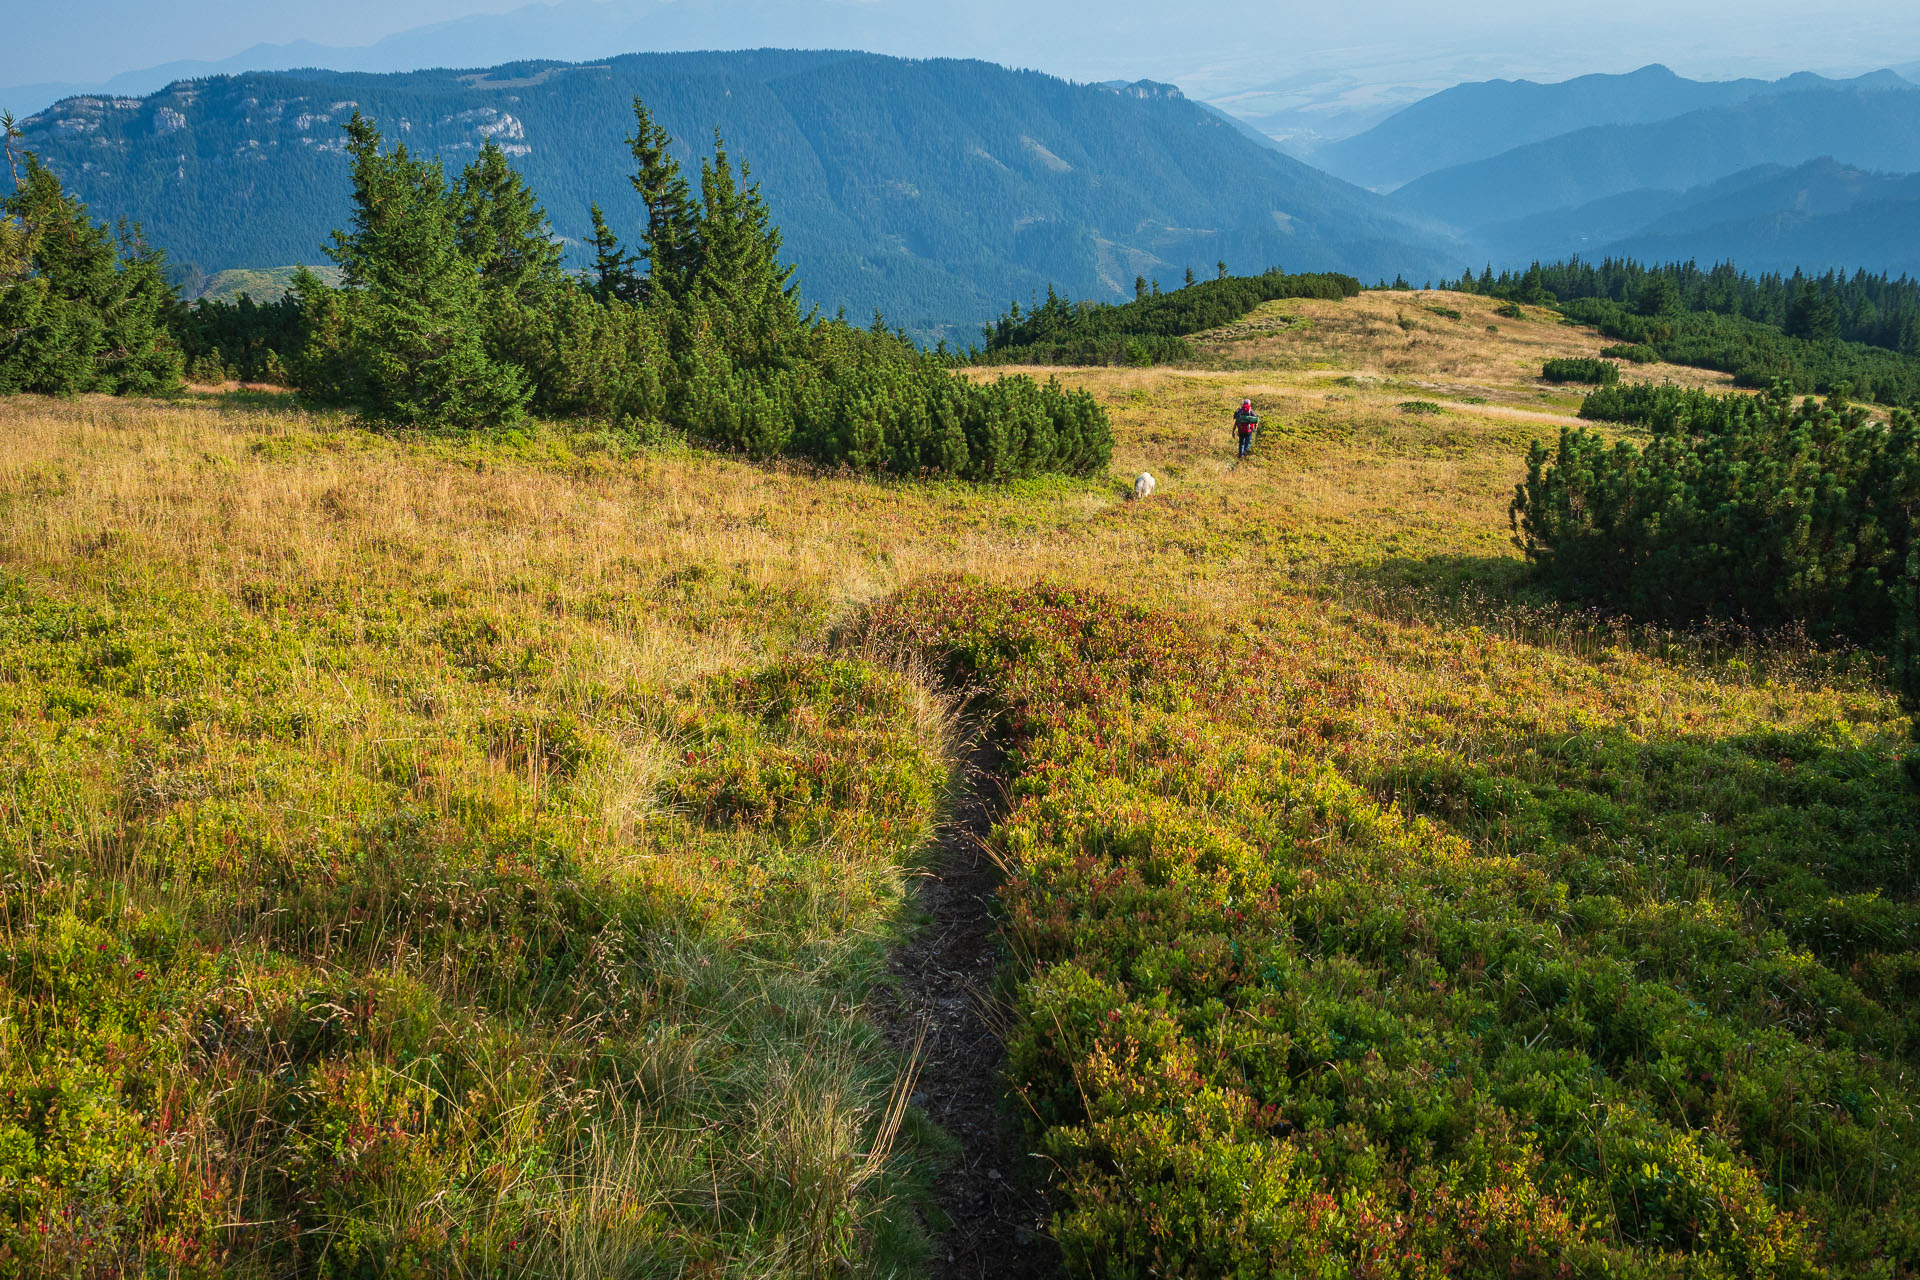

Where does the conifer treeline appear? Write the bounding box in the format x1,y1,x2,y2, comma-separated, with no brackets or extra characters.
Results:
3,104,1113,481
976,268,1361,366
1457,257,1920,407
1459,258,1920,354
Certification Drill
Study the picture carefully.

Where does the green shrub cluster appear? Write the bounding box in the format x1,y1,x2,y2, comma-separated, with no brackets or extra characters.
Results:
975,269,1361,366
1541,356,1620,385
1514,385,1920,649
1456,258,1920,361
1562,297,1920,407
1577,381,1739,428
173,291,303,383
870,579,1920,1277
1601,342,1661,364
0,154,180,395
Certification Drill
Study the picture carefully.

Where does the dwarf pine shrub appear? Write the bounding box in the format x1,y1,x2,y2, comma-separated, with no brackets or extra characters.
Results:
1515,384,1920,646
1541,356,1620,385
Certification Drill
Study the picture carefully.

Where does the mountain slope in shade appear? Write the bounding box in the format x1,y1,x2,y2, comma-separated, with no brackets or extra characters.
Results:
1393,86,1920,232
1467,158,1920,278
1603,162,1920,279
17,51,1463,340
1319,65,1914,193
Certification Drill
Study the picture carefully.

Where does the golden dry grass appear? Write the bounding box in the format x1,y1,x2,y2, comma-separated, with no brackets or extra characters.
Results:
1191,289,1737,408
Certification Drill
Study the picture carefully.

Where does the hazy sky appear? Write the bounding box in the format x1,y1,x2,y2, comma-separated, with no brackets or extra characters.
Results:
9,0,1920,95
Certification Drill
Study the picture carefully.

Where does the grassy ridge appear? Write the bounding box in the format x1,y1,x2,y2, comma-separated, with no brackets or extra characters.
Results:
976,271,1362,368
872,580,1920,1276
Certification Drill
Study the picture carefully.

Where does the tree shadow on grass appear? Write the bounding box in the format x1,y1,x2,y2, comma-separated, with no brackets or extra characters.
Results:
1331,551,1884,689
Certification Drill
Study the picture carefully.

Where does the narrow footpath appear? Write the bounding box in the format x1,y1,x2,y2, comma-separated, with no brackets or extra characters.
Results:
871,740,1058,1279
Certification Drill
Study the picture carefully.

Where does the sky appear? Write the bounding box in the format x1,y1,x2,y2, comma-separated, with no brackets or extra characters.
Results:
9,0,1920,132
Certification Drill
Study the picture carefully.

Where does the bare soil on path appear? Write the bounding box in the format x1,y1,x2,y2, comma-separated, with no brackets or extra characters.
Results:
870,740,1058,1280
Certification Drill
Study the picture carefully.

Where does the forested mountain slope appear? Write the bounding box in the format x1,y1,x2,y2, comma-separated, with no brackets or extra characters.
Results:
1604,162,1920,278
1393,85,1920,232
1479,158,1920,276
17,51,1461,339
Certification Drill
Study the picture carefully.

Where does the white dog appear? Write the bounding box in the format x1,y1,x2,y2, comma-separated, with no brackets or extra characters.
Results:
1134,473,1156,500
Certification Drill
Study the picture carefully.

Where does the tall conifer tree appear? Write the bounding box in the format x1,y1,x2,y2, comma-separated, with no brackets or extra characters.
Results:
690,135,801,362
627,101,701,301
454,141,563,305
0,151,179,395
313,112,527,427
585,202,640,303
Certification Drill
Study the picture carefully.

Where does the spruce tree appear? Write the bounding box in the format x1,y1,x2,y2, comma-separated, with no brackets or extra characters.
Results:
585,203,640,303
1787,282,1841,343
0,152,180,395
314,112,527,427
690,134,801,360
454,141,563,306
627,100,701,301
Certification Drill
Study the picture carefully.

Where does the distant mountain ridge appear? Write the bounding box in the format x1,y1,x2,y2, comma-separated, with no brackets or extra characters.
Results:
1315,64,1915,192
17,51,1464,339
1393,86,1920,232
1603,161,1920,279
1476,158,1920,277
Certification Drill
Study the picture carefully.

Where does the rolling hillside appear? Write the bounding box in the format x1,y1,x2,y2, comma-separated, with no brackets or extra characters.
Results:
16,51,1463,340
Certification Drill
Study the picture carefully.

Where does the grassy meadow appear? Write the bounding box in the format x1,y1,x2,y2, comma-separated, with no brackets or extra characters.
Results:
3,292,1917,1277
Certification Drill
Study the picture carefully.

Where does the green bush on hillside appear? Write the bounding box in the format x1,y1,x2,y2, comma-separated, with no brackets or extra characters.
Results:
1577,380,1735,428
1600,342,1660,363
1541,356,1620,385
1514,384,1920,649
976,269,1361,366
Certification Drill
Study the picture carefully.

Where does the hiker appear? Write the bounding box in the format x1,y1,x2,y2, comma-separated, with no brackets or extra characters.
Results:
1233,399,1261,458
